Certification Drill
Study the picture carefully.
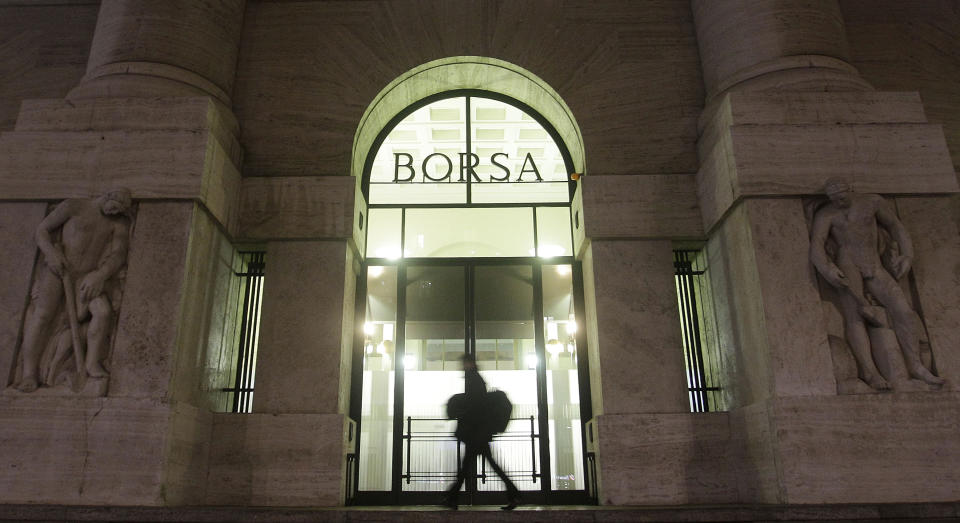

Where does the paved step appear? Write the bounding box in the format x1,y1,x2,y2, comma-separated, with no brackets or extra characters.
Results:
2,503,959,522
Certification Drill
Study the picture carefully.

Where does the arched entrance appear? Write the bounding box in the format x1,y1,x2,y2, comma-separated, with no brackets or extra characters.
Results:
349,61,590,505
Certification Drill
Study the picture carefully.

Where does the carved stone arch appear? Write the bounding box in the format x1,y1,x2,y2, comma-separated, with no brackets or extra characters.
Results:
350,56,586,189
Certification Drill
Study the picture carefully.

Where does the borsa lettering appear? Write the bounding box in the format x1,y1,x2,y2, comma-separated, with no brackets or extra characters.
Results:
393,152,543,183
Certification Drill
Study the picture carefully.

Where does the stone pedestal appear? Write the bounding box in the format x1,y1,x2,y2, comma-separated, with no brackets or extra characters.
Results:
0,396,212,505
694,88,959,504
0,93,243,505
574,173,705,504
206,412,351,506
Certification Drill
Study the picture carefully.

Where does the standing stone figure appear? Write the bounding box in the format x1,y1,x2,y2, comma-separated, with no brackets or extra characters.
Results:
13,189,133,394
809,178,943,390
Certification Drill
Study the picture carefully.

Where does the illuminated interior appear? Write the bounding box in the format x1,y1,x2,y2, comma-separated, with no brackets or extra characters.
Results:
356,91,587,503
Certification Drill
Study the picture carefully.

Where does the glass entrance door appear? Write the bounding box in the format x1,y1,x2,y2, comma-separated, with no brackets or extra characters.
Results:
354,260,590,505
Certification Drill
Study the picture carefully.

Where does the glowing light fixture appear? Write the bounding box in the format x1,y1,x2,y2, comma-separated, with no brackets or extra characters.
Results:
539,245,566,258
403,354,417,370
546,339,562,355
368,266,385,278
525,353,539,369
375,247,401,260
556,264,571,275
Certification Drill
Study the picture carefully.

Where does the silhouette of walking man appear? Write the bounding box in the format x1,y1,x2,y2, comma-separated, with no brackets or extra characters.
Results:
444,353,520,510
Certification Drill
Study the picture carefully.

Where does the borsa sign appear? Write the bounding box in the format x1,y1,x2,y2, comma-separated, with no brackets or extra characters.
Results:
393,152,544,183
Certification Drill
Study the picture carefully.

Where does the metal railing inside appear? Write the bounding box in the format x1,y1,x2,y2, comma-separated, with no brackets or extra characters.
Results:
223,251,266,414
400,415,540,491
673,249,723,413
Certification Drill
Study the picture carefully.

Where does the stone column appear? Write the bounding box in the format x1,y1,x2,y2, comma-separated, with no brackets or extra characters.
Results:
694,0,960,504
573,175,735,505
0,0,245,506
204,175,364,507
68,0,245,109
693,0,871,106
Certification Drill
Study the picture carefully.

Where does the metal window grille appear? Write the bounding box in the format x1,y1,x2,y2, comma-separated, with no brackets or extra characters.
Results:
226,251,265,414
673,249,723,413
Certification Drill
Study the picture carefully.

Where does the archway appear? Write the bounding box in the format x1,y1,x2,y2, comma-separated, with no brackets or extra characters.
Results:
348,59,591,506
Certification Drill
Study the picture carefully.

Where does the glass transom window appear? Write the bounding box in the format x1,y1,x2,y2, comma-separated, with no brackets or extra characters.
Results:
363,92,575,260
366,94,573,205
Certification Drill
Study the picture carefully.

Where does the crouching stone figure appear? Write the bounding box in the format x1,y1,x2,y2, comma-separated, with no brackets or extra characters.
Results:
13,189,133,394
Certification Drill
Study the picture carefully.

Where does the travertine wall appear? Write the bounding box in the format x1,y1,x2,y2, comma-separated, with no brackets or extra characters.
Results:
0,3,98,131
232,0,704,177
0,0,958,510
841,0,960,172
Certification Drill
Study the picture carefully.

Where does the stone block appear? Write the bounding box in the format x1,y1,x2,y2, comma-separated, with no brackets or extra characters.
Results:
700,91,929,148
705,199,835,406
0,97,242,231
162,401,213,505
696,89,959,232
580,174,703,239
698,123,958,231
110,202,193,399
169,205,239,407
0,396,175,505
771,393,960,504
255,241,353,414
595,412,735,505
206,412,348,506
586,240,688,415
15,97,240,163
895,196,960,391
727,401,778,503
731,124,957,195
744,199,835,397
0,203,47,387
238,176,355,240
705,206,771,408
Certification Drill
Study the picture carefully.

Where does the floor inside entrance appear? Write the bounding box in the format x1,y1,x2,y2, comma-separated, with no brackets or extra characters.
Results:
2,503,960,522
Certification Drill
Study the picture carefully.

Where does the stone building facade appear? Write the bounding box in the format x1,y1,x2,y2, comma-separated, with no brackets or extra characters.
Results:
0,0,958,509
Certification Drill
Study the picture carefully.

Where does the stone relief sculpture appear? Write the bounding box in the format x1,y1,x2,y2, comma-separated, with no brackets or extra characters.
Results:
809,178,944,393
9,189,133,396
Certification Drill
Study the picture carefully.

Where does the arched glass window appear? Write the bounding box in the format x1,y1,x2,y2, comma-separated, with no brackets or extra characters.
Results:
363,91,576,259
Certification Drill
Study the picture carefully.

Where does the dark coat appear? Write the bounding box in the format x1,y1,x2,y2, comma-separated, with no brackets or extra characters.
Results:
449,368,492,445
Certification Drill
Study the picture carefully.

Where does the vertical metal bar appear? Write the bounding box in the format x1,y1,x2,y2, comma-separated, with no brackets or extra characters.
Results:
676,252,694,410
405,416,412,484
245,253,265,412
684,254,709,412
391,264,408,500
675,250,710,413
529,415,537,482
675,252,693,410
571,260,593,491
231,253,252,413
465,263,475,499
465,96,472,205
246,252,265,412
348,266,368,501
532,263,550,490
532,207,539,256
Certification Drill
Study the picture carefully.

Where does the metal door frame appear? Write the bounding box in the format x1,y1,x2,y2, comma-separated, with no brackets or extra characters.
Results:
350,257,592,506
